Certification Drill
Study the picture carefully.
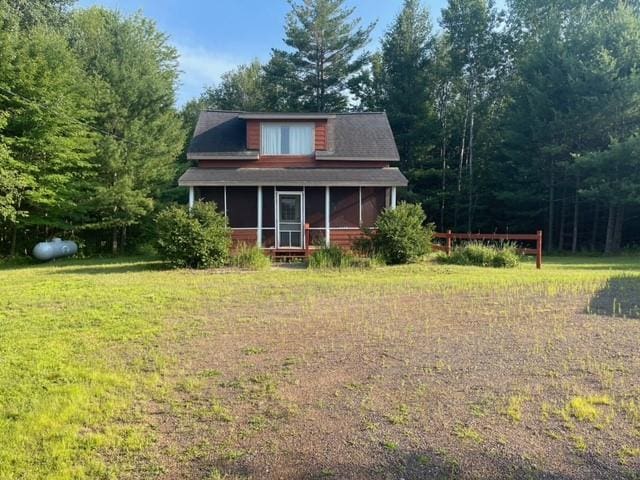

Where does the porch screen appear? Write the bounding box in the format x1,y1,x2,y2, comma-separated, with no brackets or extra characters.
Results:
305,187,325,228
262,187,275,228
330,187,359,228
197,187,225,213
226,186,257,228
361,187,387,227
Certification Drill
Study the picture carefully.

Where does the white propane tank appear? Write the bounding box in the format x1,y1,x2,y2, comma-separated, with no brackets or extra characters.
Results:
32,238,78,261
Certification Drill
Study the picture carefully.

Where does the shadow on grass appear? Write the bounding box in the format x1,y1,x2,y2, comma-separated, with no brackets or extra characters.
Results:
51,258,171,275
0,256,171,275
588,275,640,318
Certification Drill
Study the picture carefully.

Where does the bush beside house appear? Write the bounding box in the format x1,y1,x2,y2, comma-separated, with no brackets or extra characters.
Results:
156,202,231,268
356,202,433,265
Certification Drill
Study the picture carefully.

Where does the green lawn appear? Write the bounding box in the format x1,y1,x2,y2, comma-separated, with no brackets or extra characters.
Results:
1,256,639,479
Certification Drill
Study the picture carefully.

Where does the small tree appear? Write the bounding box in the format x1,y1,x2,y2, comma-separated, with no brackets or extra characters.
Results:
156,202,231,268
373,202,433,264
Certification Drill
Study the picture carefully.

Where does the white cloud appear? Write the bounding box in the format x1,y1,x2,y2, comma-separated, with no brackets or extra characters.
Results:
175,43,245,107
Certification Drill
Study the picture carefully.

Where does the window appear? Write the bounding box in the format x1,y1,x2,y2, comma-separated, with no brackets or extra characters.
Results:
261,123,314,155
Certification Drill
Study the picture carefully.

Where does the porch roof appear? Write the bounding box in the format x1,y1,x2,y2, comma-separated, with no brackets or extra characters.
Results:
178,167,408,187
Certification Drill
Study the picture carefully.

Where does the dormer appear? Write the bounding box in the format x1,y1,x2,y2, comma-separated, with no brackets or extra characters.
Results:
186,110,399,167
239,113,332,157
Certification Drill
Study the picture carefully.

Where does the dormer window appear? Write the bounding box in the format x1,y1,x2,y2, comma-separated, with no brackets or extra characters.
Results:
261,123,314,155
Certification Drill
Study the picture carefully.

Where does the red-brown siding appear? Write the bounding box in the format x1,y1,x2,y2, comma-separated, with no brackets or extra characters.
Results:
328,229,367,249
315,121,327,150
230,228,367,250
246,120,260,150
231,229,257,246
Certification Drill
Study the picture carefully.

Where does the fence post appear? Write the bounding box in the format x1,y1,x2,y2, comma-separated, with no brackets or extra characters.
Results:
446,230,452,256
536,230,543,269
305,223,311,258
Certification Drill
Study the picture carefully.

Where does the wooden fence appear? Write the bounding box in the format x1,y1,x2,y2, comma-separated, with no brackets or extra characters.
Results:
433,230,543,269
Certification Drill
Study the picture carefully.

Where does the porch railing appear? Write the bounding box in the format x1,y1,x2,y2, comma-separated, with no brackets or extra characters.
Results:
433,230,543,269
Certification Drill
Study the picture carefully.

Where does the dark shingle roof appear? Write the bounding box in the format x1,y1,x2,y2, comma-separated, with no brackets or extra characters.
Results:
178,167,408,187
188,111,258,159
317,113,399,161
187,111,400,161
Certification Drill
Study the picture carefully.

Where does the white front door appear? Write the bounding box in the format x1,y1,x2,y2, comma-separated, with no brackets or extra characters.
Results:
277,192,304,249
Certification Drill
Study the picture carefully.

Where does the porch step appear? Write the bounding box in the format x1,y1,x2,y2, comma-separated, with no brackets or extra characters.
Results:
272,249,307,263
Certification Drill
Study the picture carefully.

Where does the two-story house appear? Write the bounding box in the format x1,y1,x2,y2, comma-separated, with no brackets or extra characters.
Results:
178,111,407,256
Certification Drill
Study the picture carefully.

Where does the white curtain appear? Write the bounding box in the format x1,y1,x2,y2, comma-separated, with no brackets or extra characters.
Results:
289,125,313,154
261,125,281,154
261,124,313,155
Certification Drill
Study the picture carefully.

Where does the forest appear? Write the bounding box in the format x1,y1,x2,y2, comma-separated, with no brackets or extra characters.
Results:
1,0,640,255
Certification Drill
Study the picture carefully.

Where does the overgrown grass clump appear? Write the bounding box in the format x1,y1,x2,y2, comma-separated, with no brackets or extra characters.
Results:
308,245,380,269
439,242,520,268
229,243,271,270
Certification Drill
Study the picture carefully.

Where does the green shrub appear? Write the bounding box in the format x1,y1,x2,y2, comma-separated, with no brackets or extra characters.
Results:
371,202,433,265
156,202,231,268
439,242,520,268
230,243,271,270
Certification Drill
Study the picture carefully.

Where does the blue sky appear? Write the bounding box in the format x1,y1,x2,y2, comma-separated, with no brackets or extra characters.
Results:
75,1,497,106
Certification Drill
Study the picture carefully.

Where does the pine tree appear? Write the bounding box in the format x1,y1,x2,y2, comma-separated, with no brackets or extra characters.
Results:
380,0,435,171
271,0,375,112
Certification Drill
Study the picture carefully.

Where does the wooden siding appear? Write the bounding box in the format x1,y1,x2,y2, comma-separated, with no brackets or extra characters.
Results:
315,121,327,150
198,159,389,168
231,229,257,245
246,120,260,150
328,229,367,249
230,228,367,250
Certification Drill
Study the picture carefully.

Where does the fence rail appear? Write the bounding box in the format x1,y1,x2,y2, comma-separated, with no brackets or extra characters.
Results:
433,230,543,269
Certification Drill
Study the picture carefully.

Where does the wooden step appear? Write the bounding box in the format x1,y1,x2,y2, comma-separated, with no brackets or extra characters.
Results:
272,249,308,262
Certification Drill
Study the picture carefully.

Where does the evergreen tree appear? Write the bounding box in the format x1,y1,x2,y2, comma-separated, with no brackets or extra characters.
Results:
380,0,436,171
271,0,375,112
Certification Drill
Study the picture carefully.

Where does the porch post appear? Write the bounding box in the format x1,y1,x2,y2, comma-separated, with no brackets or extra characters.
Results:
358,187,362,226
391,187,397,209
188,186,194,210
257,186,262,247
325,186,330,246
223,186,227,216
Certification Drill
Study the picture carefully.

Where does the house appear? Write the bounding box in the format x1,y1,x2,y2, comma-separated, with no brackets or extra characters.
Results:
178,111,407,255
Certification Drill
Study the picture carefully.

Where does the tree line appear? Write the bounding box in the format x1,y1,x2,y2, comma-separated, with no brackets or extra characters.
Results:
0,0,185,255
2,0,640,256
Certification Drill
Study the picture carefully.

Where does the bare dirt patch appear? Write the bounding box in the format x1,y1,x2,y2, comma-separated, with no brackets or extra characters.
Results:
148,275,640,479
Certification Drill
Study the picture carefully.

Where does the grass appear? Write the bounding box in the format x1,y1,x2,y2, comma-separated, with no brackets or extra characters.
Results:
453,424,483,443
505,394,528,422
565,395,614,422
229,243,271,270
0,254,639,478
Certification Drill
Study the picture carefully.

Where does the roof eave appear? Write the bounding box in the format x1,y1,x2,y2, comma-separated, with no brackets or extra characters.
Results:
187,152,260,160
